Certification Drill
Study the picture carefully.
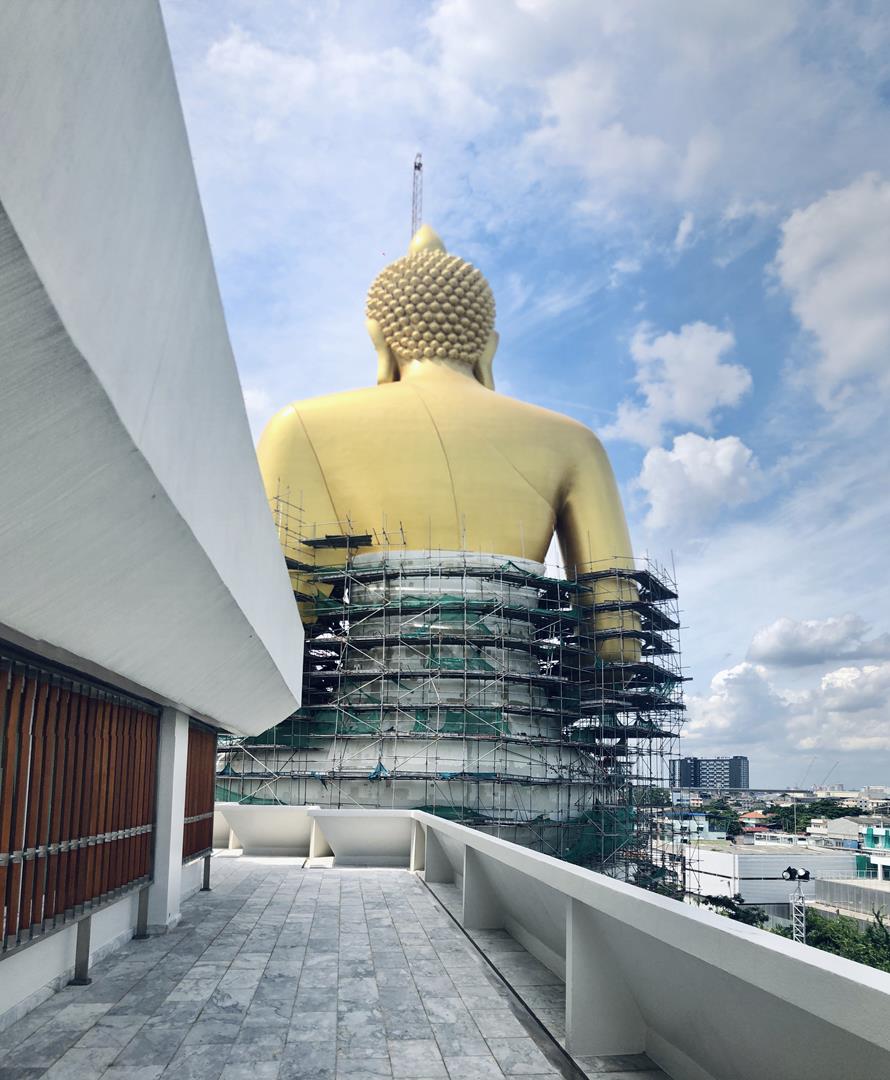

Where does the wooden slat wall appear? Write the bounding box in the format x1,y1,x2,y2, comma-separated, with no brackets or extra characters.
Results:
182,724,216,862
0,656,159,954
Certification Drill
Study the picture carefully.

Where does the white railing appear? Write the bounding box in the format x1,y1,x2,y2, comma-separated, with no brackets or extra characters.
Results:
216,805,890,1080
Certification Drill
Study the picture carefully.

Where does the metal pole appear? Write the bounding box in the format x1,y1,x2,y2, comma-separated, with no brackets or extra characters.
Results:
68,916,92,985
201,853,211,892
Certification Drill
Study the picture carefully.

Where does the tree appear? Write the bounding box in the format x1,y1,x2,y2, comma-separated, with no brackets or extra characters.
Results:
699,798,743,837
774,907,890,973
766,799,855,833
701,893,768,927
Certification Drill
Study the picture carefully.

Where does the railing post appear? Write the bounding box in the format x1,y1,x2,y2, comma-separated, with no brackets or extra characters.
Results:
410,820,426,872
462,847,502,930
201,853,211,891
68,915,92,986
423,826,453,883
565,898,644,1056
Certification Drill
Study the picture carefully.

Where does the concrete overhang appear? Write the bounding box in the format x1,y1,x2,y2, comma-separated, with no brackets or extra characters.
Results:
0,1,303,735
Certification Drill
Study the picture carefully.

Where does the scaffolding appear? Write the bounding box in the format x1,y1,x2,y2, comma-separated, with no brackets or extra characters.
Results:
218,495,686,886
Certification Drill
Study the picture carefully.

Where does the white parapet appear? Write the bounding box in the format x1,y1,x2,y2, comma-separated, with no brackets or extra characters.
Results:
280,807,890,1080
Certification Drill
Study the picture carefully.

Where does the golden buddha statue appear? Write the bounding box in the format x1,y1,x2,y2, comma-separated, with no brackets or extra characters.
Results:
258,226,639,659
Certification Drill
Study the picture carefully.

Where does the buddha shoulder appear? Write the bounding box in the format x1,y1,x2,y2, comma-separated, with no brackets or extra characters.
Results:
260,384,395,438
492,392,608,460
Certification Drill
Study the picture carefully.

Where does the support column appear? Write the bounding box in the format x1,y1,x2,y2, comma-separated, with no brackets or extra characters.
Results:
410,820,426,872
133,885,150,940
68,917,92,986
462,847,502,930
309,818,333,860
565,898,645,1056
146,708,189,930
423,826,454,884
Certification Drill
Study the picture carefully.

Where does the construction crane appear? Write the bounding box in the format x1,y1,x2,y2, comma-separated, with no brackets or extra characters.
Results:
817,761,840,789
411,153,423,239
798,755,816,790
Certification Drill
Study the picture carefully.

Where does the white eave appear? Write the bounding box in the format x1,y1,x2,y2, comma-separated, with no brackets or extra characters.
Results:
0,2,303,735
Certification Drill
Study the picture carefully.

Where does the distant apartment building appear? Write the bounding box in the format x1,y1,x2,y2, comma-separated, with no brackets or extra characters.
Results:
670,755,750,790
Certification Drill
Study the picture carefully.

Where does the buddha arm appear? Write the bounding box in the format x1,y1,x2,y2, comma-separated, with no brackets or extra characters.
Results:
556,431,641,663
256,406,341,614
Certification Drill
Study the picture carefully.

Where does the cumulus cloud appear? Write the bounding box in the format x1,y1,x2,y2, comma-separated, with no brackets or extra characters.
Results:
793,661,890,752
685,658,890,760
685,662,791,750
774,173,890,406
637,432,763,530
604,322,751,446
748,614,890,667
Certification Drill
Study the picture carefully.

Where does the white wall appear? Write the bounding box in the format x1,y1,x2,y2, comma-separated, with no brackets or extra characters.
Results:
0,892,140,1031
0,0,302,734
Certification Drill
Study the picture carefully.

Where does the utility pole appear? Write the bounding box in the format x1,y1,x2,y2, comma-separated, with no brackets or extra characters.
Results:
411,153,423,239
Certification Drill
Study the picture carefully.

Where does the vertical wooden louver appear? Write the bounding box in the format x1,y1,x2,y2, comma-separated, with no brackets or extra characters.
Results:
182,723,216,862
0,655,159,954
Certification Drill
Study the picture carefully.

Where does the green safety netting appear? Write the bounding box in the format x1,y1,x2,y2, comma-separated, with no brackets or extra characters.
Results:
425,650,495,671
215,783,281,805
412,708,506,735
561,808,636,866
412,804,487,825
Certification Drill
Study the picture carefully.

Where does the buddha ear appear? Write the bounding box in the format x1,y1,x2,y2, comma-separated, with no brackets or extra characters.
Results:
367,318,399,384
473,330,498,390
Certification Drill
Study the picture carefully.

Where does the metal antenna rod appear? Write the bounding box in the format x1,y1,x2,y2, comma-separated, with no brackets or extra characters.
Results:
411,153,423,238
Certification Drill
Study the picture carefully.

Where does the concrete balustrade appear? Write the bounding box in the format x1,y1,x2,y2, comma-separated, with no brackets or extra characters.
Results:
261,807,890,1080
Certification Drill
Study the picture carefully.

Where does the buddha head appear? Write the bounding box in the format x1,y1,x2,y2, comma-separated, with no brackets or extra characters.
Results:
366,225,498,389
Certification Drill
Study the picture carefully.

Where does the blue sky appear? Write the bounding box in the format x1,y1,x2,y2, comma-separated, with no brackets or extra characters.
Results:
161,0,890,789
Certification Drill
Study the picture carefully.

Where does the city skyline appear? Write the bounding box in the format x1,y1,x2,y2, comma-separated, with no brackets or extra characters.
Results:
161,0,890,787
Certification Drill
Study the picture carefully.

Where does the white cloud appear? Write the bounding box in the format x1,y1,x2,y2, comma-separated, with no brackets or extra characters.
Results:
608,256,641,288
637,432,762,530
748,614,890,668
673,211,694,251
774,173,890,406
427,0,890,221
685,662,790,750
604,322,751,446
793,661,890,753
685,658,890,764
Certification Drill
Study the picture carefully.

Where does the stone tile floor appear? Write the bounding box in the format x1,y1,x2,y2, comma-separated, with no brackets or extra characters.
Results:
0,856,667,1080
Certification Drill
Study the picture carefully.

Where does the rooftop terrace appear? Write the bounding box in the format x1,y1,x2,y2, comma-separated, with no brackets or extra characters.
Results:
3,809,890,1080
0,857,661,1079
